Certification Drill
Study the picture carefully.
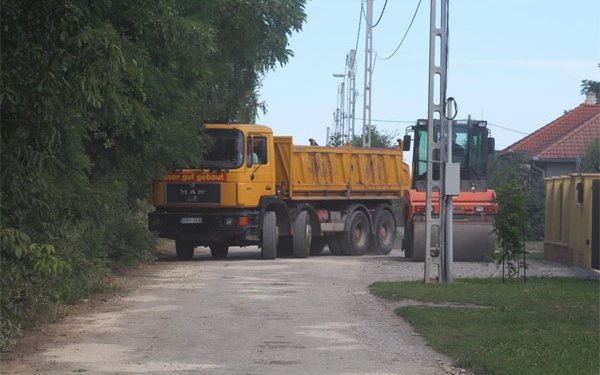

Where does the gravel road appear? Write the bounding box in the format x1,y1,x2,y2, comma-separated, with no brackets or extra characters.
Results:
2,245,598,375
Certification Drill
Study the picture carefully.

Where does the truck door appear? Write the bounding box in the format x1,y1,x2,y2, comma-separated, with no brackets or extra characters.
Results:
238,134,275,206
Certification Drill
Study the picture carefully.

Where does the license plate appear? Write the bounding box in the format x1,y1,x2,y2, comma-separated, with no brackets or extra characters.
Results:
180,217,202,224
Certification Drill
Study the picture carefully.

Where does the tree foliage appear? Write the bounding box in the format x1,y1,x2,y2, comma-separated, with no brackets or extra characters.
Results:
487,153,545,241
487,153,530,190
580,63,600,103
581,137,600,173
492,181,530,281
351,126,399,148
328,126,398,148
0,0,306,351
328,133,345,147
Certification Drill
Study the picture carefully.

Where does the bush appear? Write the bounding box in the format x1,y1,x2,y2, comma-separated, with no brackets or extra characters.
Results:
0,229,71,352
0,204,156,352
493,182,530,280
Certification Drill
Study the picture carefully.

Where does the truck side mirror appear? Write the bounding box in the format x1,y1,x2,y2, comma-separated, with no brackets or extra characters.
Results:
487,137,495,154
403,135,411,151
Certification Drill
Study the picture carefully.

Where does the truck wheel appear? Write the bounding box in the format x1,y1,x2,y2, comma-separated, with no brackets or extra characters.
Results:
404,222,414,259
372,209,396,255
326,234,343,255
261,211,277,260
340,210,371,256
210,244,228,259
175,241,194,261
293,211,311,258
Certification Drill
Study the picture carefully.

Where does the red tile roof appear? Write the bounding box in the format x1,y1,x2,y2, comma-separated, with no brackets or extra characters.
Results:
537,113,600,159
503,103,600,159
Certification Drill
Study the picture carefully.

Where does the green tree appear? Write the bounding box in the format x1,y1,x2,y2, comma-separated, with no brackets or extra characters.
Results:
493,181,530,281
487,153,545,241
580,63,599,103
350,126,399,148
328,133,345,147
328,126,398,148
487,153,529,190
581,137,600,173
1,0,306,351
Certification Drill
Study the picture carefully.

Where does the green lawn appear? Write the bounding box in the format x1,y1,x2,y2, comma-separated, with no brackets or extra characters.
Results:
369,277,600,375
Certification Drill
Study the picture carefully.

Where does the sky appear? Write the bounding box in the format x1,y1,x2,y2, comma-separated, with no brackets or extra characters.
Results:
258,0,599,162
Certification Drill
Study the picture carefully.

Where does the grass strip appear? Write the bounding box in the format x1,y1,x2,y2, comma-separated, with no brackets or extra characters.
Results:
369,277,599,375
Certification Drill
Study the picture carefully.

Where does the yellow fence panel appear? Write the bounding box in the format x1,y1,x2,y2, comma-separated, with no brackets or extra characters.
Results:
544,173,600,269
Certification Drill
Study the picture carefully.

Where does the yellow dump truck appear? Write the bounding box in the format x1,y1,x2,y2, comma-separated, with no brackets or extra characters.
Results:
148,123,410,260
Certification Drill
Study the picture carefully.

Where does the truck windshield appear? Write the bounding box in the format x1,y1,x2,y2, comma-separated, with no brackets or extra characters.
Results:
413,120,488,183
203,128,245,169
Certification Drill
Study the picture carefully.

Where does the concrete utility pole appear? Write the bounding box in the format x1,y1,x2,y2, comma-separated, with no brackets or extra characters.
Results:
362,0,373,148
333,73,345,142
424,0,451,283
338,80,346,136
347,50,357,139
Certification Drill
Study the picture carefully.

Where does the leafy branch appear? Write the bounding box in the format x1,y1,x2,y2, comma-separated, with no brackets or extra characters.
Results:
492,182,530,281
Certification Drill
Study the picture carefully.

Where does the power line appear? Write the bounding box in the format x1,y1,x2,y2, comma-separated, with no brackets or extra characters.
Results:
363,0,389,28
377,0,423,61
487,123,529,135
350,118,529,135
353,2,363,64
354,117,414,124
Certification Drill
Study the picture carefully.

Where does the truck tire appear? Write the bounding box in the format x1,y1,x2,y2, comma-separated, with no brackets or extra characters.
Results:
326,234,343,255
372,209,396,255
261,211,277,260
210,244,228,259
175,241,194,261
294,203,324,255
293,211,311,258
340,210,371,256
404,221,414,259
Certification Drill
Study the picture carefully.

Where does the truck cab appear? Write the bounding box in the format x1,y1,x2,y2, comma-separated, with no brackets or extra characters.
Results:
148,124,280,260
407,118,494,192
402,118,498,261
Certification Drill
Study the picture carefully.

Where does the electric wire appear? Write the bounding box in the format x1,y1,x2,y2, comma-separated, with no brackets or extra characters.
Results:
349,119,528,135
363,0,389,28
488,123,529,135
352,2,364,71
355,118,414,124
377,0,423,61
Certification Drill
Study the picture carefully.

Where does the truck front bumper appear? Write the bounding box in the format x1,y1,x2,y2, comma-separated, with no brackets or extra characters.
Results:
148,209,261,245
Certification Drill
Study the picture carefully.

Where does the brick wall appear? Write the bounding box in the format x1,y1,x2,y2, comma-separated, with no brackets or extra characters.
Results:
544,241,572,266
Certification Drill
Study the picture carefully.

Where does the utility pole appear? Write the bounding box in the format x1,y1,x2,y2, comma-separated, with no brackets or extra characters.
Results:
347,50,357,139
362,0,373,148
424,0,450,283
444,98,456,283
339,80,346,137
333,73,346,141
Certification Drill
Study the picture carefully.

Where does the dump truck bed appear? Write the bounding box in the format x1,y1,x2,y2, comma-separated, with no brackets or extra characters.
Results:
274,136,410,200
